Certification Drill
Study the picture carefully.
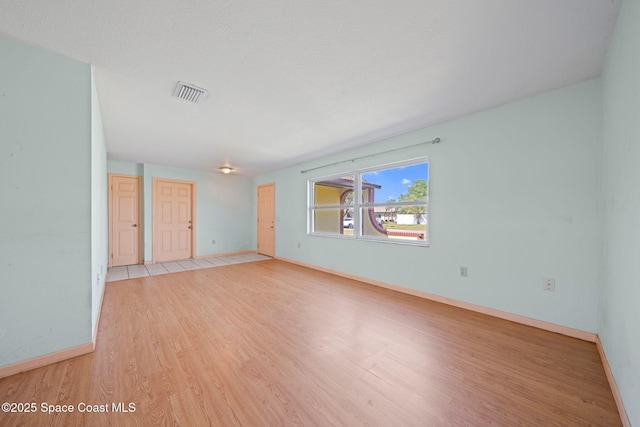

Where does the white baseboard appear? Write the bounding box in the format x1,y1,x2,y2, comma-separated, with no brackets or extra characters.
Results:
143,250,258,264
596,337,631,427
5,255,627,427
0,343,94,380
275,256,597,343
1,276,108,380
93,277,107,349
194,250,257,259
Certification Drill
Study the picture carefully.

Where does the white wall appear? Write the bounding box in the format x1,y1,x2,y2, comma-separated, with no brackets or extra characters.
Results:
91,69,108,336
257,79,602,333
107,161,255,261
600,0,640,422
0,36,93,366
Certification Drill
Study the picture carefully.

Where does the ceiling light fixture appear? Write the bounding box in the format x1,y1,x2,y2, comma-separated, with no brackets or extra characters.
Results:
219,166,233,174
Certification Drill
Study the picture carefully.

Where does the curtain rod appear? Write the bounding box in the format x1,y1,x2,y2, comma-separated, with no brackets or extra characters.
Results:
300,137,441,174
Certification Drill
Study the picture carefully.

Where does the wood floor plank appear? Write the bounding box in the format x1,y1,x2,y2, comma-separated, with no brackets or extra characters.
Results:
0,260,621,426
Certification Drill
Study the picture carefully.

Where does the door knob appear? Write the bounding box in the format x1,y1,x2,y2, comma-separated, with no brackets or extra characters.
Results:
132,224,138,227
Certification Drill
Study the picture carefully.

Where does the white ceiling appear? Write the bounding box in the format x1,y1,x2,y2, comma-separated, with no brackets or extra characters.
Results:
0,0,621,176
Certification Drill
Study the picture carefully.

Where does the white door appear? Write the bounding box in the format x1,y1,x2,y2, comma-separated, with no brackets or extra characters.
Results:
257,183,275,257
154,179,194,262
109,175,141,267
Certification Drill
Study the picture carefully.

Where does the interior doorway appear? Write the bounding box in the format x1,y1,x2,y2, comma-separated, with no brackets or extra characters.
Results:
257,183,275,257
152,178,196,263
108,174,142,267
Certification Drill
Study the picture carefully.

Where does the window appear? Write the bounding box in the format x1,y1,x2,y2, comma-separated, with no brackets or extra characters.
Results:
308,159,429,246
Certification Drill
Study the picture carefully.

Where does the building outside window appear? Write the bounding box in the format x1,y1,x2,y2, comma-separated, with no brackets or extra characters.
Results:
308,158,429,246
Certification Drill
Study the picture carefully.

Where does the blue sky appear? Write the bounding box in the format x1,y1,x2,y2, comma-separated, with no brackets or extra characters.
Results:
362,162,429,202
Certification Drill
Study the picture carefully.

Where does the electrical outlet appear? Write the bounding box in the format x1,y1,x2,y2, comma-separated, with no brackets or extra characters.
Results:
297,243,301,249
460,266,468,277
212,239,216,244
543,277,556,291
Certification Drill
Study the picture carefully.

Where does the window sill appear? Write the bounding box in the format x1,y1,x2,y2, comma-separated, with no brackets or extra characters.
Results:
308,232,429,247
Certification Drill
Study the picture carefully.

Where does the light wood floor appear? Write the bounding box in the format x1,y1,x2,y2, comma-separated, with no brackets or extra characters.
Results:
0,260,621,426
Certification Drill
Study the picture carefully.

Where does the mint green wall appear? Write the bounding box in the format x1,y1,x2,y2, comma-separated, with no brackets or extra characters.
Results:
257,79,602,333
600,0,640,422
107,161,255,261
107,159,143,177
91,69,108,336
0,37,93,366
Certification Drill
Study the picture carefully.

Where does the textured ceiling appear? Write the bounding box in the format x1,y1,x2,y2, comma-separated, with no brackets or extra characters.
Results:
0,0,621,176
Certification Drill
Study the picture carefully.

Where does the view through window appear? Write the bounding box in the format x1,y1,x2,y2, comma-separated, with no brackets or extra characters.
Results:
308,159,429,246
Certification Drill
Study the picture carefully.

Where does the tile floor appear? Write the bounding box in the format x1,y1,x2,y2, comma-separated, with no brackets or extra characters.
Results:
107,253,271,282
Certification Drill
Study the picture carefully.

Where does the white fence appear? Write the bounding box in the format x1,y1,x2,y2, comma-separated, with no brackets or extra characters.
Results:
396,214,427,225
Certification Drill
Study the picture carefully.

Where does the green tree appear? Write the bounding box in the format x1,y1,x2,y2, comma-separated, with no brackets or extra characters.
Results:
397,179,428,223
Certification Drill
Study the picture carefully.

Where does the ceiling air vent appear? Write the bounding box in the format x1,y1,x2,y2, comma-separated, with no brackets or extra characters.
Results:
173,81,208,104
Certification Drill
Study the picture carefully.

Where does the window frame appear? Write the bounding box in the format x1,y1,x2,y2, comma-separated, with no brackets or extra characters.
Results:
308,157,429,247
